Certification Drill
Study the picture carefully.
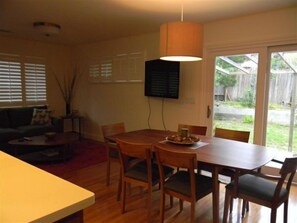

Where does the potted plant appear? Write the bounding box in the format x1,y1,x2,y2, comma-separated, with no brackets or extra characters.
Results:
53,66,80,116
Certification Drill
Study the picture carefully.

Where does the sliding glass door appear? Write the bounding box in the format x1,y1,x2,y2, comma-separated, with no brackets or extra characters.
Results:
266,47,297,153
209,44,297,154
213,53,258,143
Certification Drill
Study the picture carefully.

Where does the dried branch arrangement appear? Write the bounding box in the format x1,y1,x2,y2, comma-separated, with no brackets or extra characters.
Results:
53,67,80,103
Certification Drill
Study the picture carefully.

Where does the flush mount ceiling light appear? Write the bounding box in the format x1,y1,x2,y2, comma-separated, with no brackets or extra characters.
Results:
160,3,203,62
33,22,61,36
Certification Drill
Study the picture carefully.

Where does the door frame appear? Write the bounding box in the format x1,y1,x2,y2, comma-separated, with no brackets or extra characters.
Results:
203,46,268,145
264,44,297,149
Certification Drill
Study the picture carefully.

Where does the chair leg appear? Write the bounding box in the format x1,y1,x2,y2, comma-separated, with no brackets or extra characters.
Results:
160,191,165,223
179,199,183,212
106,158,111,186
284,200,288,223
223,188,231,223
271,208,277,223
229,198,233,213
147,186,152,222
121,181,126,214
241,199,246,218
190,202,195,223
170,195,173,208
116,171,122,201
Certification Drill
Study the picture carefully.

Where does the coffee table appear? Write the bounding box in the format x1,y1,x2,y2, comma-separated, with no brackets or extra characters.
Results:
8,132,79,162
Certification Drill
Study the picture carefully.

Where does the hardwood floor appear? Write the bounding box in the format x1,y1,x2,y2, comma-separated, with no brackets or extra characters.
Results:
58,161,297,223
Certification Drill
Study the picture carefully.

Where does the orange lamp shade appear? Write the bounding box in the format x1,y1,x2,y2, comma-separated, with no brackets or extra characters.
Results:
160,21,203,62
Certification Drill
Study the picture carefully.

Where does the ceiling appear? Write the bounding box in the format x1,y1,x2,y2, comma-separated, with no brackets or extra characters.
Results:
0,0,296,46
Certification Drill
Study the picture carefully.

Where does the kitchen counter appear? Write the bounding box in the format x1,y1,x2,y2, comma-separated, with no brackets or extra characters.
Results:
0,151,95,222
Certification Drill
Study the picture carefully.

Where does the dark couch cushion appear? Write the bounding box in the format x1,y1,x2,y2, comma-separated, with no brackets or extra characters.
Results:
0,128,22,143
8,106,47,128
17,125,55,137
0,109,10,128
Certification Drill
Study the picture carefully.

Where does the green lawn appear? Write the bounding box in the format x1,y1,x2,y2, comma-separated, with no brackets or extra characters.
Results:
214,118,297,153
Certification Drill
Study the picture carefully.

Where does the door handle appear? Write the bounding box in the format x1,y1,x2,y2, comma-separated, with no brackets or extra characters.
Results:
207,105,212,118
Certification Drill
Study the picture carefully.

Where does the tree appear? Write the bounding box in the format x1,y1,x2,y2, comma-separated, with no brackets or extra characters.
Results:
215,73,237,101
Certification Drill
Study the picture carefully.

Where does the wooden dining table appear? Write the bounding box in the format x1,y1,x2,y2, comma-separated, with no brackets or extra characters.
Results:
106,129,275,223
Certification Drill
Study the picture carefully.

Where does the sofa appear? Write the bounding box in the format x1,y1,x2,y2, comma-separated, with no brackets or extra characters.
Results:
0,105,63,154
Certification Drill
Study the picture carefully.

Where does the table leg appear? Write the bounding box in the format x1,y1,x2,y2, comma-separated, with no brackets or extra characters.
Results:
212,166,220,223
71,118,74,132
78,117,82,139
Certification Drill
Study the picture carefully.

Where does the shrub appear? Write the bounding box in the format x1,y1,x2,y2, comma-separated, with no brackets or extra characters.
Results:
242,115,254,124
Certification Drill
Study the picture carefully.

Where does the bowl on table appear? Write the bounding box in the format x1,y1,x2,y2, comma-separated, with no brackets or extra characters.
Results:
45,132,57,140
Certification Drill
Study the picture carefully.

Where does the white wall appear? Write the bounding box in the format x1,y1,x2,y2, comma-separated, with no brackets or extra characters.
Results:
1,7,296,142
74,7,296,141
204,7,297,48
74,33,204,140
0,36,73,116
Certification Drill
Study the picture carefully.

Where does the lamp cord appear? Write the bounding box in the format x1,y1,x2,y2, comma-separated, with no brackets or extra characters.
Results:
147,97,151,129
162,98,167,130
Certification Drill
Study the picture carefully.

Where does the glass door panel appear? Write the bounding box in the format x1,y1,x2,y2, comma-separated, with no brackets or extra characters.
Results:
213,53,259,143
266,50,297,153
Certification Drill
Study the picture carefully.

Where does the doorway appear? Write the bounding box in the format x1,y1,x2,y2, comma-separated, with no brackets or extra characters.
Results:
210,45,297,153
213,53,259,143
266,47,297,153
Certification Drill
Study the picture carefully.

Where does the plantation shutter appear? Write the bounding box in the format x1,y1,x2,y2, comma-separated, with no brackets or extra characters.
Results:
24,57,47,102
0,54,22,103
89,57,112,82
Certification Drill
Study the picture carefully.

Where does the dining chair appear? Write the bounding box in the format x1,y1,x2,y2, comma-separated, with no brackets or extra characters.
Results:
214,127,250,143
198,127,250,212
199,127,250,180
116,139,174,222
223,157,297,223
177,124,207,136
101,122,125,201
214,127,251,180
154,144,213,223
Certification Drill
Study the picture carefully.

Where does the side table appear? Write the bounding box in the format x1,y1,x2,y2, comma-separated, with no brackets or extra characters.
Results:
61,115,83,139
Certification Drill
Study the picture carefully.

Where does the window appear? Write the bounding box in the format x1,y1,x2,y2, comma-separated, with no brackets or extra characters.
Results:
24,57,47,102
0,54,22,103
213,53,259,143
0,53,47,106
89,57,113,83
266,48,297,153
88,51,145,83
207,44,297,154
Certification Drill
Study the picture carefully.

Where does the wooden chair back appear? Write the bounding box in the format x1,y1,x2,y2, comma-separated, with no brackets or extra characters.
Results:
116,139,156,222
155,144,197,170
101,122,125,189
154,144,197,198
277,157,297,196
102,122,125,141
214,127,250,143
223,157,297,223
178,124,207,136
116,139,152,176
155,144,213,223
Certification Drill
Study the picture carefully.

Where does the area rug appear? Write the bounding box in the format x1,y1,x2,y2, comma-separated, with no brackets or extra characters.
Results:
35,139,107,176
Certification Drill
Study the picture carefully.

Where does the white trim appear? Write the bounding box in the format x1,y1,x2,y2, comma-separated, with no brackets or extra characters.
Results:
205,37,297,53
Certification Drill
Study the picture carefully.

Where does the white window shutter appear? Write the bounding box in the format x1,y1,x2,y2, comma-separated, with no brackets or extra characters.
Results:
24,57,47,103
0,54,22,103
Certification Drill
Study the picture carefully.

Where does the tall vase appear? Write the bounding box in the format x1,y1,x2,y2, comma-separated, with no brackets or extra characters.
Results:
66,103,71,116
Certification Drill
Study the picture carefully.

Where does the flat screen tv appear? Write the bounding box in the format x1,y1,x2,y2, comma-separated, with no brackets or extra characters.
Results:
144,59,180,99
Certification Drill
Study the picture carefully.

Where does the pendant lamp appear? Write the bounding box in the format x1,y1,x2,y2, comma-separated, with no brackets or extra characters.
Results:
159,4,203,62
